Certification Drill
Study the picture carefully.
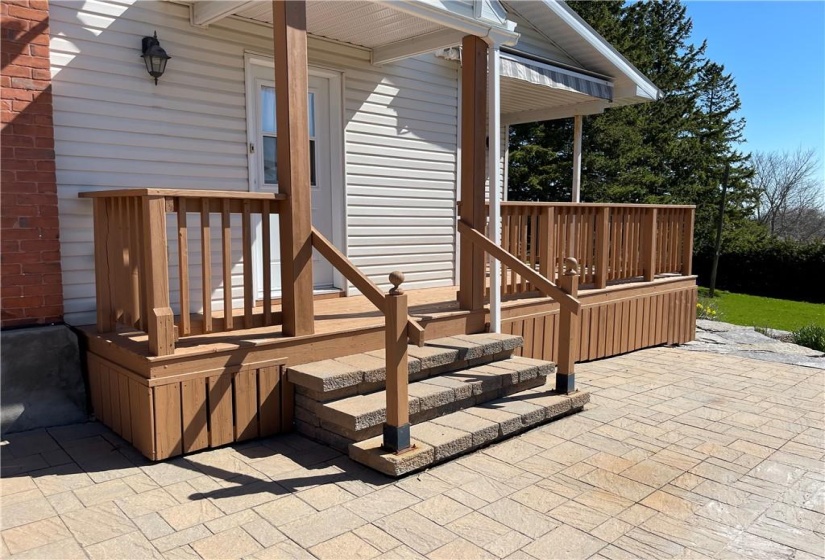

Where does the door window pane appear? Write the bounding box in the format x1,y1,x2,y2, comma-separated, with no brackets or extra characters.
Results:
260,86,315,187
263,137,277,184
261,86,276,133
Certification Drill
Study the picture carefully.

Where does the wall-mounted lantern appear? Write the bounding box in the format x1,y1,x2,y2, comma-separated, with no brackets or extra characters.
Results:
141,31,170,85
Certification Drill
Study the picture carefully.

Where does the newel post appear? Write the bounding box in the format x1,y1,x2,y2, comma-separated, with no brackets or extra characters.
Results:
384,271,411,452
142,195,175,356
557,257,579,394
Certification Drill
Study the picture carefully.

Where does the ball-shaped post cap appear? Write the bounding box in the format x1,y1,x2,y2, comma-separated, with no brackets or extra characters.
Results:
389,271,405,295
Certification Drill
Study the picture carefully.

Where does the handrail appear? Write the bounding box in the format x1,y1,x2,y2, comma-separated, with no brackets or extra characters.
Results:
310,227,425,346
499,202,696,210
457,220,581,314
311,226,420,452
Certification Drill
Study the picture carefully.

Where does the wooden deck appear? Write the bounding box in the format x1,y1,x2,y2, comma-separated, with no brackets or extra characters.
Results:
81,276,697,461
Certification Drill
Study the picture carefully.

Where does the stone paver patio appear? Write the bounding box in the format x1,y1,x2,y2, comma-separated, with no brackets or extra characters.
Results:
2,347,823,559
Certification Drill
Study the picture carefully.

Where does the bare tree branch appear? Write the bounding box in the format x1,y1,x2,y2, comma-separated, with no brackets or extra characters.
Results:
752,148,824,241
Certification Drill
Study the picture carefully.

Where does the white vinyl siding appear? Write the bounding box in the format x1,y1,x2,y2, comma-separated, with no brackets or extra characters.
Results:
51,0,458,325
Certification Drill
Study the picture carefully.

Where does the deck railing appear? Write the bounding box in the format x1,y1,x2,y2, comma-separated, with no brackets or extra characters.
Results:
79,189,286,355
497,203,694,295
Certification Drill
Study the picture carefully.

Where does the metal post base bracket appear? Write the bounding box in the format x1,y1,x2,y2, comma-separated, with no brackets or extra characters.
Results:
556,373,576,395
382,423,411,453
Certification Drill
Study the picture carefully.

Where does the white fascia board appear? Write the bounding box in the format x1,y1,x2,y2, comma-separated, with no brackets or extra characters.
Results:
542,0,662,101
372,29,465,65
191,0,254,27
374,0,520,47
502,99,609,126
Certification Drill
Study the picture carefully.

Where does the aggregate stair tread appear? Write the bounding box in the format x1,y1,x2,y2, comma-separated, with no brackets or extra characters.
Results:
286,333,524,397
349,379,591,477
307,355,554,435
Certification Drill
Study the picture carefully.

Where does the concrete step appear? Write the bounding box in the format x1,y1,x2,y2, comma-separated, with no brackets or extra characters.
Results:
287,333,524,402
296,356,554,444
349,380,591,477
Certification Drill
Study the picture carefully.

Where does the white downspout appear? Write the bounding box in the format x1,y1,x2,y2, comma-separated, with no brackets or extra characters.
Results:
488,45,502,333
572,114,583,202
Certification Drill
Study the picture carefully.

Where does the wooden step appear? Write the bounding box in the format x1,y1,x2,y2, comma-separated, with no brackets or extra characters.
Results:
349,381,591,477
286,333,524,401
295,356,554,445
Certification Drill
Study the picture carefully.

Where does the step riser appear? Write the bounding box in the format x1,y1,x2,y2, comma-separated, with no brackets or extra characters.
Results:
294,349,515,403
294,375,549,449
350,389,592,477
296,360,554,433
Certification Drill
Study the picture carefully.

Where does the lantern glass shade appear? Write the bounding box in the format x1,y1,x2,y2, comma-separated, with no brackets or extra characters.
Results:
141,32,170,84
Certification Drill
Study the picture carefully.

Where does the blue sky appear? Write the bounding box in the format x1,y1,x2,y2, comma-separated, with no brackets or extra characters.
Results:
685,1,825,161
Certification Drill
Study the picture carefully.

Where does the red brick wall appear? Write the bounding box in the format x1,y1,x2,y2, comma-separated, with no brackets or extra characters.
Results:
1,0,63,327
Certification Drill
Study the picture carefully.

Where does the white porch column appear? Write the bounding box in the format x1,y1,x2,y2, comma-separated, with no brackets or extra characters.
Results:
572,114,583,203
488,45,502,333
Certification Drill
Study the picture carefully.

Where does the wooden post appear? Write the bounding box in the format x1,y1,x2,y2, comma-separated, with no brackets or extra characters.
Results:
557,257,579,394
273,0,314,337
681,208,695,276
571,115,583,203
642,207,658,282
384,271,410,452
594,207,610,289
142,196,175,356
93,198,114,333
458,35,488,312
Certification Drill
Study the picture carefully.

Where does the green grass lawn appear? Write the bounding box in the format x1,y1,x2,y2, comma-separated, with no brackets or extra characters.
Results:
698,288,825,331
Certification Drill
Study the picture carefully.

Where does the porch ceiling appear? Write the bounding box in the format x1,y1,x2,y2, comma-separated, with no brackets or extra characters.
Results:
232,1,445,48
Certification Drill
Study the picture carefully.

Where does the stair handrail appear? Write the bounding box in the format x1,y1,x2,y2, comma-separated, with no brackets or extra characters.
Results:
457,220,581,314
458,219,581,393
310,227,424,346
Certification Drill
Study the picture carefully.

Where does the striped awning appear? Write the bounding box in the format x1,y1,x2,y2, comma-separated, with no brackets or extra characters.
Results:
500,52,613,101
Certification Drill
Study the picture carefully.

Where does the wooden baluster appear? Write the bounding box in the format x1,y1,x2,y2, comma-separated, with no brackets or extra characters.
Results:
530,208,539,282
383,271,410,453
262,200,272,325
672,210,680,273
93,198,114,332
142,195,175,356
242,199,253,328
177,198,190,337
538,207,554,281
138,199,149,331
508,208,518,292
642,207,658,281
579,207,599,283
681,208,694,275
557,257,579,394
520,207,528,291
594,207,610,289
201,200,212,333
500,209,508,295
222,199,233,331
128,197,141,329
116,198,128,326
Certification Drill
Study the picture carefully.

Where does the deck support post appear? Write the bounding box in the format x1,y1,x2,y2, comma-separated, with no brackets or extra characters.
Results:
488,44,502,333
273,0,314,337
572,114,583,203
557,257,579,393
642,207,658,281
458,35,488,314
383,272,411,453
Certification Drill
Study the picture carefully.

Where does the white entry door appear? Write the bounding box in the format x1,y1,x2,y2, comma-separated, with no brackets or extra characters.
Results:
246,60,342,300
